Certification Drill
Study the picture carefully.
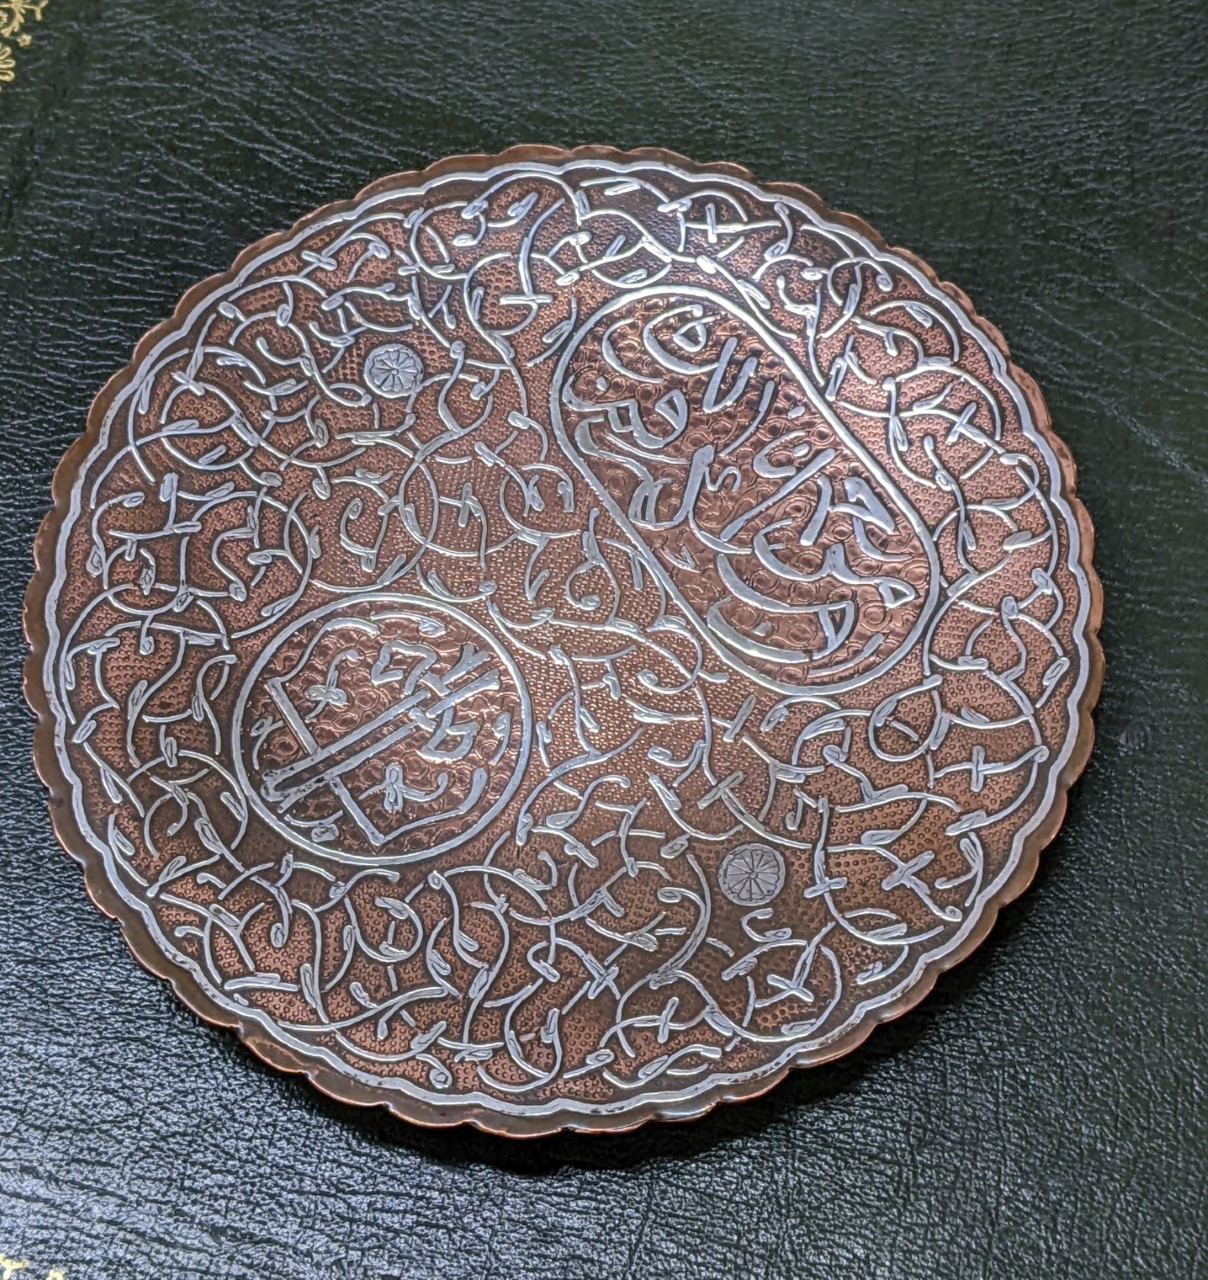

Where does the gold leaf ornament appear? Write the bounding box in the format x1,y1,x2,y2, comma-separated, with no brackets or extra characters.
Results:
0,0,46,91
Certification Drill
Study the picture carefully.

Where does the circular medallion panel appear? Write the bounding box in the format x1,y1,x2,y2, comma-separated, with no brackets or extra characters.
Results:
27,147,1101,1135
233,594,530,865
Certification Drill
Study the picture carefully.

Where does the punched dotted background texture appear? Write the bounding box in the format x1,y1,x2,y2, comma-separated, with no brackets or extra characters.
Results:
0,2,1204,1277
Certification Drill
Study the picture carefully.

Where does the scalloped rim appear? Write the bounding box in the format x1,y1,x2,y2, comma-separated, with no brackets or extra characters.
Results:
24,144,1104,1139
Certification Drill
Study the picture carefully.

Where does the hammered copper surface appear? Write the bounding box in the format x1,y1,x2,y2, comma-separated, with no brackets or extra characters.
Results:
26,147,1102,1134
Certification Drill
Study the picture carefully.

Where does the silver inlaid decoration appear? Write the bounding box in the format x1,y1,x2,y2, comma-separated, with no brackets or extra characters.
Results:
28,148,1101,1135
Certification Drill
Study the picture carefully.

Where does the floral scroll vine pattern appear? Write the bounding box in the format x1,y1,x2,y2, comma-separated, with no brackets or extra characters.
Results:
41,156,1093,1120
0,1,47,91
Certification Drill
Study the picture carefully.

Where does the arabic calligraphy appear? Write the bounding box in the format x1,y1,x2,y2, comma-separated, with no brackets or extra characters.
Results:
235,595,529,863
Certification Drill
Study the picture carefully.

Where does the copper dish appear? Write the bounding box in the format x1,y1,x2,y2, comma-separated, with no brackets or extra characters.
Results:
26,147,1102,1135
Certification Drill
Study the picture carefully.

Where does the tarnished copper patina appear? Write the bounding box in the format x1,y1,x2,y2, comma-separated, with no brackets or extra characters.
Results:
26,147,1102,1135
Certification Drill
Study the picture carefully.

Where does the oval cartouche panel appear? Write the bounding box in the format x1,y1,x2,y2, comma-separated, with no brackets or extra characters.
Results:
26,147,1102,1134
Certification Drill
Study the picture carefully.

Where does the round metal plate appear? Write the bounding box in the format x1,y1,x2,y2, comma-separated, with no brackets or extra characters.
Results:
25,146,1102,1135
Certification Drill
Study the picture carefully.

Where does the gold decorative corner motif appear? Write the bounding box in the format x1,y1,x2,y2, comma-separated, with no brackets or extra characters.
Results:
0,1255,65,1280
0,0,48,93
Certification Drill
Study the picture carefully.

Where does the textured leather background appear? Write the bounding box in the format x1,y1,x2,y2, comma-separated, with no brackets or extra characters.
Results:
0,2,1204,1277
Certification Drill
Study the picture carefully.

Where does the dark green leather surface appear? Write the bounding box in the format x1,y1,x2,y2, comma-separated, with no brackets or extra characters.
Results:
0,2,1204,1276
